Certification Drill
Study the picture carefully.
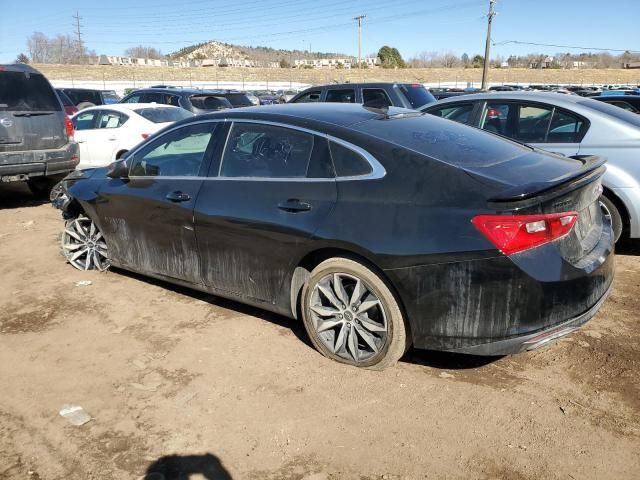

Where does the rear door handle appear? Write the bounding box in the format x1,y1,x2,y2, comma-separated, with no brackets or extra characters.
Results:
277,199,311,213
166,191,191,202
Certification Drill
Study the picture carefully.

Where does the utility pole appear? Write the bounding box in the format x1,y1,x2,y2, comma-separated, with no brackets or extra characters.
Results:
72,11,84,64
353,15,366,68
481,0,496,90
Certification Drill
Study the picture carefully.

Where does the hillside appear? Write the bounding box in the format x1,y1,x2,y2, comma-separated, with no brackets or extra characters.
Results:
170,40,348,63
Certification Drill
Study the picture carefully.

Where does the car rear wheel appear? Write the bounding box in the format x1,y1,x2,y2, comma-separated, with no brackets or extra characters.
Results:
62,216,110,271
301,258,408,370
599,195,623,242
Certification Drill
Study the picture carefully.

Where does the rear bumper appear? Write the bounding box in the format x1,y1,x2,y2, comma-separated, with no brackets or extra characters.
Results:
0,142,79,179
386,221,615,355
448,282,612,355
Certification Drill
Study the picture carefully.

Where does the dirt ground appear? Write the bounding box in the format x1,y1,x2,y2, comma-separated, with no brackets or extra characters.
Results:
0,182,638,480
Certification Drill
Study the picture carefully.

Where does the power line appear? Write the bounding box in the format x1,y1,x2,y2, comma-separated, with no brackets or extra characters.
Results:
493,40,640,54
353,15,366,67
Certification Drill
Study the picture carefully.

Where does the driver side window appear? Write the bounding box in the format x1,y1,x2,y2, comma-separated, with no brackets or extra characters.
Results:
129,123,215,177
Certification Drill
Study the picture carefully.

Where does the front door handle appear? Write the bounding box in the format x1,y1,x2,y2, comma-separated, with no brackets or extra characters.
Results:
277,199,311,213
166,191,191,202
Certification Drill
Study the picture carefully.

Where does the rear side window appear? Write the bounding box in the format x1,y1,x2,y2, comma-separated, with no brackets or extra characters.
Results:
294,90,321,103
326,89,356,103
190,95,231,111
329,141,372,177
135,107,192,123
221,123,314,178
96,110,128,129
548,109,586,143
398,84,436,108
0,72,61,111
363,89,392,109
516,105,552,142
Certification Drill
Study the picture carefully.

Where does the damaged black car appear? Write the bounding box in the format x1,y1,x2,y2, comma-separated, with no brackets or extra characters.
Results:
52,103,614,369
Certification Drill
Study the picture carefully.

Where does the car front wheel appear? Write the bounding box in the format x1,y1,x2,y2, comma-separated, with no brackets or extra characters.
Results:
301,257,408,370
62,216,110,271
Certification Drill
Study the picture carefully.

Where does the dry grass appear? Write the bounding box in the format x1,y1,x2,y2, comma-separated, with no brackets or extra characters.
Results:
35,64,640,86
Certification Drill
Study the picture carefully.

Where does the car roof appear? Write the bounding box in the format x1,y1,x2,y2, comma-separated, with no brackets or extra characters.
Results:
194,103,410,128
126,87,240,96
430,91,591,106
73,103,181,114
0,63,43,74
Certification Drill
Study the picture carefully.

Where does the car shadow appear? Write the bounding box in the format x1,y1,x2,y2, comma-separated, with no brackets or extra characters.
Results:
144,453,232,480
0,182,49,209
113,268,502,371
616,239,640,256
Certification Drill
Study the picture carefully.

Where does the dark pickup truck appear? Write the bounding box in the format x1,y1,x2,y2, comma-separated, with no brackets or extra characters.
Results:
0,64,79,196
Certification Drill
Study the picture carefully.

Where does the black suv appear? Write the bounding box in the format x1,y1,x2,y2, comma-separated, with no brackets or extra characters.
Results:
0,64,79,196
290,82,436,109
60,88,120,110
119,87,251,114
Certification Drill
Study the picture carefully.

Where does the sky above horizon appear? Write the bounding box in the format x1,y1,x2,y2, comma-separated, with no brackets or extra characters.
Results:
0,0,637,63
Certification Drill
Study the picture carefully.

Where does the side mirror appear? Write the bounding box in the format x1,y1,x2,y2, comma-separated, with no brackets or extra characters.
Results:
107,159,129,179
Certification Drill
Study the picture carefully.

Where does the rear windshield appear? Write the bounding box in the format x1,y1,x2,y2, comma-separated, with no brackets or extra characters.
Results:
102,91,120,104
134,107,192,123
356,114,529,167
56,89,75,107
0,71,61,111
580,99,640,128
398,84,436,109
190,95,232,110
223,93,252,106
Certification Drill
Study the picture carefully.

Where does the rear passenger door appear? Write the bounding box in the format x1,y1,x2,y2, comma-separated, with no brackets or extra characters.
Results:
195,121,337,305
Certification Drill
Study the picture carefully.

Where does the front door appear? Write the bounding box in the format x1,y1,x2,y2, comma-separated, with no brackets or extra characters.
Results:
96,121,220,284
195,121,337,303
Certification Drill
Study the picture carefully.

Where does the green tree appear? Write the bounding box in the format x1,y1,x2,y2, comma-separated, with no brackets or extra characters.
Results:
279,58,291,68
15,53,29,64
378,46,406,69
472,54,484,68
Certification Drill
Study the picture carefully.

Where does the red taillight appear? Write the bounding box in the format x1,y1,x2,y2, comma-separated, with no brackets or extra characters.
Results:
141,133,150,139
65,116,75,140
472,212,578,256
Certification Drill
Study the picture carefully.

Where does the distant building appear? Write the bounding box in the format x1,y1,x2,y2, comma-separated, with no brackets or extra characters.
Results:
623,61,640,69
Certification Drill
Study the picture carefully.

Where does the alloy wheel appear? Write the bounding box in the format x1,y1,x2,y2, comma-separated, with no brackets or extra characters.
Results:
308,273,388,363
62,216,110,271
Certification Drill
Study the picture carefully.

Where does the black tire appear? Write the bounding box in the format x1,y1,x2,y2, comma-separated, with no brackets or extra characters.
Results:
301,257,408,370
76,101,95,110
600,195,623,242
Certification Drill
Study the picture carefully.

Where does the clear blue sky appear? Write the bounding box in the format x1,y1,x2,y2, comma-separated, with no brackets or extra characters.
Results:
0,0,637,63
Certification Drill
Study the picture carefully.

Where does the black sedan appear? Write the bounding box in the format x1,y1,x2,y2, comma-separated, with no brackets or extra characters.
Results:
53,104,614,369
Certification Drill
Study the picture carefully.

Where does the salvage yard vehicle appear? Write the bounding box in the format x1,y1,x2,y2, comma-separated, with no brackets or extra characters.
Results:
423,92,640,242
71,103,193,168
0,64,78,197
59,88,119,110
53,103,614,369
120,87,235,114
290,82,436,110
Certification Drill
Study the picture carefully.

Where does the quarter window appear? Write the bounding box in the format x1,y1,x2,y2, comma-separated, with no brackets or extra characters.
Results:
548,109,586,143
130,123,215,177
326,89,356,103
329,141,372,177
220,123,314,178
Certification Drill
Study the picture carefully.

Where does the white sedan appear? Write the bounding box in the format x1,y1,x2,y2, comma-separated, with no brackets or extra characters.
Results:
71,103,193,168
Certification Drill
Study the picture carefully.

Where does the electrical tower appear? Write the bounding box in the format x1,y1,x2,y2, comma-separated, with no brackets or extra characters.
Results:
481,0,496,89
353,15,366,68
72,11,84,64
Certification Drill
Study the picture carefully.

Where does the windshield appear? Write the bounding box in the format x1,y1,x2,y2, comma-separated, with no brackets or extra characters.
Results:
134,107,192,123
0,71,61,111
224,93,252,106
580,99,640,128
398,84,436,109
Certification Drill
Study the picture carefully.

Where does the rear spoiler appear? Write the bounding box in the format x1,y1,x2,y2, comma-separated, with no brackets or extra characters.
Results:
488,155,606,208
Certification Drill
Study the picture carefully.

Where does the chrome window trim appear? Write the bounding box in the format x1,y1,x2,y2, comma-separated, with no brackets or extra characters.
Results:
218,119,385,181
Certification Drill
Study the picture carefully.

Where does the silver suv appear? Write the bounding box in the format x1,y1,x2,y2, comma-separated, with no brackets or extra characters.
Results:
0,64,78,196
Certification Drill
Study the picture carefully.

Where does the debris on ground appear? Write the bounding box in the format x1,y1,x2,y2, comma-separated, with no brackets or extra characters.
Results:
75,280,93,287
59,405,92,426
